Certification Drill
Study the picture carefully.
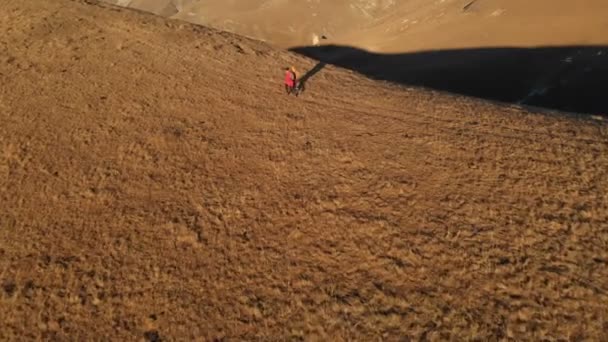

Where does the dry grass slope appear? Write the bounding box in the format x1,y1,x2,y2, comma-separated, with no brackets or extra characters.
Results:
1,0,608,340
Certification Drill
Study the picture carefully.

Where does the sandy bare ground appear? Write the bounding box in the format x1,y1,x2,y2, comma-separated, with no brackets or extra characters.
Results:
104,0,608,51
1,0,608,340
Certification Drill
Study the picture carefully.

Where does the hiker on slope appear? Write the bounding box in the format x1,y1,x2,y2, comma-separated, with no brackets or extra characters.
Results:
284,66,297,95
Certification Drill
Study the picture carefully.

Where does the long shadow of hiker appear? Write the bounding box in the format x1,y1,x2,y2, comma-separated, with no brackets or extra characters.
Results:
297,62,326,95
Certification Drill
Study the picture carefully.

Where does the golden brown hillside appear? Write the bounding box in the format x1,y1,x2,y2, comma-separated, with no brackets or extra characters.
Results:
104,0,608,114
1,0,608,340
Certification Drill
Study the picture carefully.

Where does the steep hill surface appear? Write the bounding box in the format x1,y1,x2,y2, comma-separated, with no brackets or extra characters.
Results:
2,0,608,340
104,0,608,113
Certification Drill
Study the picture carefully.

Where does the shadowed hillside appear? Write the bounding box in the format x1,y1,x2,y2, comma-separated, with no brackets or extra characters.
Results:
291,45,608,114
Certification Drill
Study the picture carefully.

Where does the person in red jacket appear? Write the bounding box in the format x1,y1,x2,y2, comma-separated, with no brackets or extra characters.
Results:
284,67,296,95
